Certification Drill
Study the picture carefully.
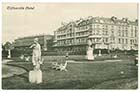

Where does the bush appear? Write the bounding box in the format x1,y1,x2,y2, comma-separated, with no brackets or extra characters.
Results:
2,50,8,58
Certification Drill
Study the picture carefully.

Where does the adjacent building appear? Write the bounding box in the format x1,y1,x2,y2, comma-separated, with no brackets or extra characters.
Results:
13,34,54,51
53,16,138,54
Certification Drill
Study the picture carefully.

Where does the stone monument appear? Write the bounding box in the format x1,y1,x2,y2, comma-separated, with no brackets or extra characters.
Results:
86,38,94,60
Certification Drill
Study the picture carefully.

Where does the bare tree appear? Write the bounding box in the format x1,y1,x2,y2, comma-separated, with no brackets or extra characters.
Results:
4,42,14,58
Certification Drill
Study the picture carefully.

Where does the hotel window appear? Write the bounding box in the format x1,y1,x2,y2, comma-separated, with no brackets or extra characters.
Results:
105,31,108,35
113,38,115,42
94,24,96,28
111,26,114,30
82,26,85,30
78,27,80,30
130,40,132,45
126,30,128,37
102,30,104,35
122,30,124,37
119,26,121,30
70,25,72,28
135,40,137,43
76,33,78,36
105,38,108,43
93,30,95,35
81,26,83,30
102,25,104,28
96,30,99,35
95,30,97,35
105,25,108,29
133,39,135,44
79,32,81,36
131,26,133,30
103,38,105,43
97,25,100,28
70,33,72,37
135,30,137,37
85,26,88,29
76,39,78,43
118,30,121,36
135,26,137,30
125,27,127,30
82,32,84,35
85,26,87,29
122,26,124,30
79,27,81,30
79,33,81,36
86,32,88,35
111,30,114,35
131,30,133,37
89,24,92,29
122,39,124,44
83,26,85,30
80,27,82,30
81,27,83,30
81,38,84,43
118,38,121,44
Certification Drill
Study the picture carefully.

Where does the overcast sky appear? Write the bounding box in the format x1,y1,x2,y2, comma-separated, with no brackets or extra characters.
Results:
2,3,138,43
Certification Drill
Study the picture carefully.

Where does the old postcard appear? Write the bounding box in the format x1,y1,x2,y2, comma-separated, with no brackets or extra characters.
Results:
2,3,138,89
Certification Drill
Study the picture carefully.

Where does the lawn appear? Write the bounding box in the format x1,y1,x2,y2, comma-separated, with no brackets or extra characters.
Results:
2,55,138,89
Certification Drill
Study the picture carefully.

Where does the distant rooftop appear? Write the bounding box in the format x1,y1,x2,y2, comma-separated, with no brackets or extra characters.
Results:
15,34,53,40
57,16,138,30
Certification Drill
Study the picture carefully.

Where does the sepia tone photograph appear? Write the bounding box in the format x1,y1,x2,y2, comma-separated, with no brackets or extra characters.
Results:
2,3,138,89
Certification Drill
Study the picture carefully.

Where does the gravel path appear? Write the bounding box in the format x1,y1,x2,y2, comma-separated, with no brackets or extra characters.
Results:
2,64,27,78
6,59,122,65
66,59,122,63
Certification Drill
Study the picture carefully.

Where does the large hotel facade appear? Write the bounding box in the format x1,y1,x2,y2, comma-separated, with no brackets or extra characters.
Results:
53,16,138,54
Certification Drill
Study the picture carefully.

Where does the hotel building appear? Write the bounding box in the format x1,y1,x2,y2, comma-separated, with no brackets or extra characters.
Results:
53,16,138,54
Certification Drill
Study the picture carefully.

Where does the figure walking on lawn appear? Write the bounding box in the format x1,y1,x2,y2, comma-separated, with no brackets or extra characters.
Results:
29,38,42,84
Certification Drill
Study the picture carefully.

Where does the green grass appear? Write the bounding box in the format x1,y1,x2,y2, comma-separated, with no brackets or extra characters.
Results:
11,54,135,62
2,55,138,89
2,67,10,75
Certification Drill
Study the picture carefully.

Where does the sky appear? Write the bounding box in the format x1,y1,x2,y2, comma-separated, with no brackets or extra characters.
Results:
2,3,138,44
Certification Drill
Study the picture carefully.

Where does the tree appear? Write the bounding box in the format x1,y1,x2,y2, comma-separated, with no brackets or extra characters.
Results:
4,42,14,58
2,44,5,51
